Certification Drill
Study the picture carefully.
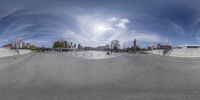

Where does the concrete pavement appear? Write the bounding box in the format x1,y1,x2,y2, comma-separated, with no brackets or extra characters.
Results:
0,52,200,100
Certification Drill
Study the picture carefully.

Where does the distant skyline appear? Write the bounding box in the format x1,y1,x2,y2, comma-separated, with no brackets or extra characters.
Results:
0,0,200,47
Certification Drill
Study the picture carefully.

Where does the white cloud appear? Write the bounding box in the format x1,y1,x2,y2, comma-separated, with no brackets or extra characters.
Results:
109,17,119,22
74,15,133,46
75,15,115,45
117,18,129,29
75,14,165,47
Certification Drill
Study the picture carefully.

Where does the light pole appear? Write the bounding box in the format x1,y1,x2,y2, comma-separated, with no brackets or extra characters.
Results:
15,37,22,55
123,43,126,52
110,43,113,55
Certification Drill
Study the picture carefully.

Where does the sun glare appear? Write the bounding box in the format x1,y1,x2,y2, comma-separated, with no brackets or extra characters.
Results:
93,23,112,36
95,25,106,33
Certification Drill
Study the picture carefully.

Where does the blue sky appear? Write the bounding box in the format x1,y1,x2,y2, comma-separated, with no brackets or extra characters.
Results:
0,0,200,47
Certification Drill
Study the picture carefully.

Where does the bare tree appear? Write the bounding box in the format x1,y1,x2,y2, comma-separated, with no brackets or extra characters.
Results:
111,40,120,52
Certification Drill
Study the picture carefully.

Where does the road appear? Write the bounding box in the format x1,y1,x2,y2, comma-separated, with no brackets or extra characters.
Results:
0,52,200,100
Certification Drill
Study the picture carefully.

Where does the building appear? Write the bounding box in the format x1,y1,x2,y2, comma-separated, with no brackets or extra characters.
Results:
25,43,31,49
158,44,172,50
3,43,12,49
147,44,158,50
3,41,32,49
52,40,66,49
52,40,81,51
78,44,83,49
20,42,26,49
97,45,110,51
147,44,172,50
64,41,68,48
133,38,137,49
84,46,96,50
74,43,76,48
70,42,73,48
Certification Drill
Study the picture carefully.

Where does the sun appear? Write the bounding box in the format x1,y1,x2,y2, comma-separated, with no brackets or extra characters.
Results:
95,25,107,33
93,23,112,36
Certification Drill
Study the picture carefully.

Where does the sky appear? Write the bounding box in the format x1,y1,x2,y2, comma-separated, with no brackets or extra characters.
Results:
0,0,200,47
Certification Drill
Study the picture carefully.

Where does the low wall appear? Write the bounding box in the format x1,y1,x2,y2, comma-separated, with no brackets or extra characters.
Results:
0,48,32,57
19,49,32,55
146,50,164,55
0,48,17,57
166,48,200,57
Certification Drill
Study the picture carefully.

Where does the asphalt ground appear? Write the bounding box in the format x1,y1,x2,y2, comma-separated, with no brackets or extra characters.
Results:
0,52,200,100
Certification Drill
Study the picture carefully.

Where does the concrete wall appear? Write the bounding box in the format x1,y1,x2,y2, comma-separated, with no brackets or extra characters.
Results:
0,48,17,57
146,49,164,55
146,48,200,57
19,49,32,55
0,48,31,57
166,48,200,57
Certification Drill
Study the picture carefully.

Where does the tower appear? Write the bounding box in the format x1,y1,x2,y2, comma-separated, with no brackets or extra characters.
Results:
133,37,137,49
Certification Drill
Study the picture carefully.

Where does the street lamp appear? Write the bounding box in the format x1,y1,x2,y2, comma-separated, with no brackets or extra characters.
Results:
15,37,22,55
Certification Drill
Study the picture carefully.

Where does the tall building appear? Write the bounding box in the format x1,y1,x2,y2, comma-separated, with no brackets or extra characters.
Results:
133,38,137,49
78,44,83,49
64,41,69,48
70,42,73,48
